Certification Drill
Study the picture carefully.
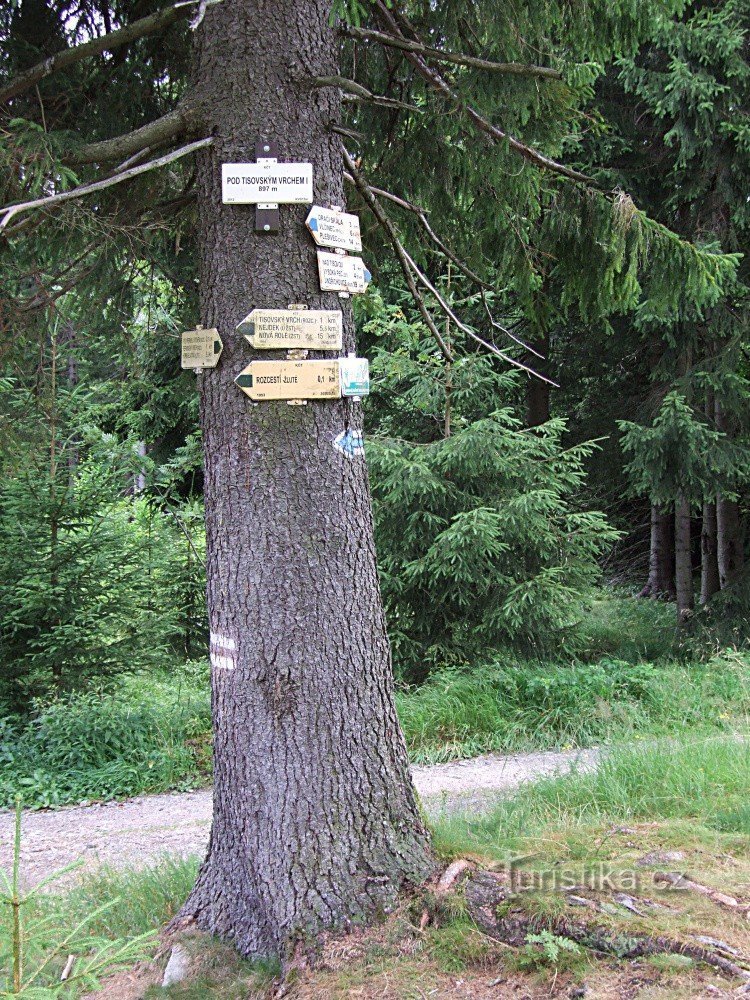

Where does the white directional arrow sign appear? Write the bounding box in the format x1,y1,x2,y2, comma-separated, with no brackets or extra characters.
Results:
317,251,371,294
306,206,362,253
181,327,223,369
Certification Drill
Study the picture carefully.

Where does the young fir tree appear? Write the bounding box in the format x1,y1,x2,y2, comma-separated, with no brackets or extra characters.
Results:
0,0,740,960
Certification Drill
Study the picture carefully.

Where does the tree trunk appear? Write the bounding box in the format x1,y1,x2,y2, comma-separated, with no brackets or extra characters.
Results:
717,496,744,589
714,399,745,589
525,330,550,427
642,504,674,598
179,0,433,960
700,501,720,604
674,496,694,621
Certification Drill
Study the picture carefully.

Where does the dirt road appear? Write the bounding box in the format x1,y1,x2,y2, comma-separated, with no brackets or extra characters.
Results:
0,747,598,886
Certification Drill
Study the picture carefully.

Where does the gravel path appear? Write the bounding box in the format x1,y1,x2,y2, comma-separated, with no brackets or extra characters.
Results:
0,747,599,887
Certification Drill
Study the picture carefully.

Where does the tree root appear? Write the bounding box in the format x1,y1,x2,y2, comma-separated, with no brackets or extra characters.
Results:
465,871,750,983
654,871,750,917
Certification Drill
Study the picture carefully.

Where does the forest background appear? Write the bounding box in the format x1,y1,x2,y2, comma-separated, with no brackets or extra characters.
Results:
1,0,749,810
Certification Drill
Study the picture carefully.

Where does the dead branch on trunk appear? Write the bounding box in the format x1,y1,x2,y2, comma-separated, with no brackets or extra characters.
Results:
341,25,563,81
313,76,422,113
0,138,212,232
65,104,203,165
370,2,596,188
342,148,453,362
465,871,750,983
0,1,221,106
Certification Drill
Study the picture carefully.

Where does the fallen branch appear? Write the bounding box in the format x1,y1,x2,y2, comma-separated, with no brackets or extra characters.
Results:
341,25,563,81
0,0,220,106
0,137,212,231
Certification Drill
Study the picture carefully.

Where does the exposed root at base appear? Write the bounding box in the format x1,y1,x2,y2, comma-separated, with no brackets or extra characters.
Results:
465,870,750,985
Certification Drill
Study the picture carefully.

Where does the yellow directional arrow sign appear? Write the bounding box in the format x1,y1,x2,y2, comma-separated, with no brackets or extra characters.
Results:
181,327,223,369
237,308,343,350
235,359,341,401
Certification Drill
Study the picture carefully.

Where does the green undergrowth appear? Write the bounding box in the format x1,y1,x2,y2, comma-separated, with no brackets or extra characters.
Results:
399,647,750,764
1,594,748,808
431,734,750,861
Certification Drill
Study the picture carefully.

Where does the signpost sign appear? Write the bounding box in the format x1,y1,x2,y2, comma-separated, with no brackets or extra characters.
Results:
340,356,370,398
317,251,371,294
237,308,342,350
221,162,313,204
235,359,341,401
306,206,362,253
181,327,223,369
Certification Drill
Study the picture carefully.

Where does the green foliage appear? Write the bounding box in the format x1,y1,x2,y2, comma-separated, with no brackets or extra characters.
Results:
519,931,581,969
370,420,618,677
398,646,750,763
0,804,155,997
0,665,210,808
0,464,206,712
619,390,750,506
431,732,750,861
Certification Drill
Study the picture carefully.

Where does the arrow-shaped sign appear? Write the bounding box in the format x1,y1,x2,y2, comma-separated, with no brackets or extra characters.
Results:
237,308,342,350
235,359,342,401
317,251,371,294
306,206,362,253
181,327,223,369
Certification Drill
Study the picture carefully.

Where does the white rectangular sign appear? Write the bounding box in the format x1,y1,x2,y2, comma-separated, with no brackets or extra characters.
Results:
222,162,313,204
317,251,371,294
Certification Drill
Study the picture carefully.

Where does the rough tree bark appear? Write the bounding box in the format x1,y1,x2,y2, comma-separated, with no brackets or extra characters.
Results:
715,401,744,590
642,504,674,599
674,496,694,621
178,0,434,960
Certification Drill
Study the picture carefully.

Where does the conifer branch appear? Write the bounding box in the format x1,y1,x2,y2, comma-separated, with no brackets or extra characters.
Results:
313,76,422,113
65,104,203,165
0,0,221,106
0,138,212,231
343,148,454,362
341,25,562,81
344,150,554,384
372,2,597,188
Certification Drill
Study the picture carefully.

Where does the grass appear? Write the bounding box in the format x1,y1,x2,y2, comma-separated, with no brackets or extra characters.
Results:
1,592,748,808
5,734,748,998
431,734,750,862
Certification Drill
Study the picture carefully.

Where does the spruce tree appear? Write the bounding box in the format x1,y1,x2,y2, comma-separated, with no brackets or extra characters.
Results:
0,0,741,959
